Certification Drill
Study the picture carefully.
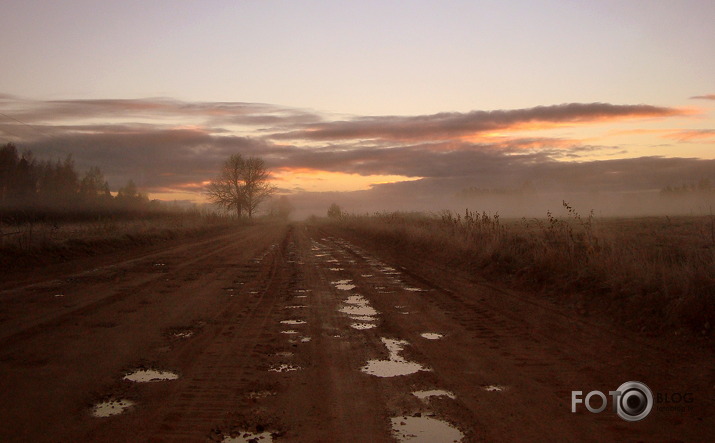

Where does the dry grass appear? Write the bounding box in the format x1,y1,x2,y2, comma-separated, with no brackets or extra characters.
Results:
0,212,238,272
325,204,715,337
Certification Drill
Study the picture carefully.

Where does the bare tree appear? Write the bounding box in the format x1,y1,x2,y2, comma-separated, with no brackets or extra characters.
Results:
206,154,276,219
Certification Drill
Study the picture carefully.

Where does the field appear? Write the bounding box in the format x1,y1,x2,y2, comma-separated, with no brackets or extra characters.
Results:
0,213,712,441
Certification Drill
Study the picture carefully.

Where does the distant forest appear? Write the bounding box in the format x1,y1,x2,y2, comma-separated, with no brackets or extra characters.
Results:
0,143,157,221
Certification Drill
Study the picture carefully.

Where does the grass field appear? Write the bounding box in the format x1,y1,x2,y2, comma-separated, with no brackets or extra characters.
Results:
323,205,715,338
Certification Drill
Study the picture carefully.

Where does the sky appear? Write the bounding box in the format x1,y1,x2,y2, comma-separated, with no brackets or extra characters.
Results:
1,0,714,216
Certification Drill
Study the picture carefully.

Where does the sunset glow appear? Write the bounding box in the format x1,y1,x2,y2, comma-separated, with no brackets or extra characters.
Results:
0,1,713,214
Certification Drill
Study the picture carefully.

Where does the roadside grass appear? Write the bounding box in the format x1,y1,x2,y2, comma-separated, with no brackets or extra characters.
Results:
0,211,243,272
323,204,715,338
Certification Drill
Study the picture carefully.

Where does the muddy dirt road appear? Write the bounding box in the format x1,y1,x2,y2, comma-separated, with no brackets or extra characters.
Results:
0,223,712,442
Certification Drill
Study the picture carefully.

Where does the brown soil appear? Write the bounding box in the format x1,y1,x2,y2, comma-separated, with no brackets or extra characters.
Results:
0,222,712,442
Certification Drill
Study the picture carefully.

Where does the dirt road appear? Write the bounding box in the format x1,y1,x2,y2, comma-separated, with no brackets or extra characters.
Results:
0,223,712,442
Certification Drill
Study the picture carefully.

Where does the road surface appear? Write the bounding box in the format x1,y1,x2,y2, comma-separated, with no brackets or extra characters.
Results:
0,223,712,441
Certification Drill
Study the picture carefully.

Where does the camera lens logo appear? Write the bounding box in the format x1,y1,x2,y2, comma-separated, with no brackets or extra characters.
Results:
615,381,653,422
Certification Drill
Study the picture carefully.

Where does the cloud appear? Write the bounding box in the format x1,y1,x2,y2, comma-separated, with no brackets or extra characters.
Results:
664,129,715,142
270,103,685,141
690,94,715,100
3,94,711,212
2,96,323,129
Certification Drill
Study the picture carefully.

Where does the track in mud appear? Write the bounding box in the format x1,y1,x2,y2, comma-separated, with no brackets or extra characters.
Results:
0,223,712,442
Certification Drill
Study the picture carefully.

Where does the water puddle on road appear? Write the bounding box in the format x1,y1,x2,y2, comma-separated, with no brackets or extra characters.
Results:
391,416,464,442
483,385,507,392
420,333,443,340
351,322,377,330
412,390,456,401
222,431,274,442
332,279,356,291
91,399,135,417
269,364,301,373
123,369,179,382
361,338,428,377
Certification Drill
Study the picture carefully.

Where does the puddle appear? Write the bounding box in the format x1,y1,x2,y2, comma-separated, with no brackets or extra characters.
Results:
332,279,356,291
269,364,301,372
339,295,379,322
222,431,274,442
351,323,377,330
349,315,377,321
280,320,306,325
91,399,135,417
420,333,443,340
281,330,298,334
123,369,178,382
361,338,428,377
413,390,456,401
391,416,464,442
483,385,507,392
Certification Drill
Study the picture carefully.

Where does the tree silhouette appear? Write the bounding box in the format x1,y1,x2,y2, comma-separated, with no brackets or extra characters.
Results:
206,154,276,219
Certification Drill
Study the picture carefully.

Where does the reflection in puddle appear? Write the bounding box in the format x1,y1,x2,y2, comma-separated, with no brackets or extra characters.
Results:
269,363,301,372
339,304,378,317
123,369,178,382
391,416,464,442
222,431,274,442
332,279,356,291
280,320,306,325
91,399,135,417
351,322,376,330
413,390,456,401
420,333,443,340
483,385,507,392
361,338,428,377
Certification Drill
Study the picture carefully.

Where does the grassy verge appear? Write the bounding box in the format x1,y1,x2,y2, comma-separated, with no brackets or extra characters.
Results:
322,205,715,338
0,212,241,273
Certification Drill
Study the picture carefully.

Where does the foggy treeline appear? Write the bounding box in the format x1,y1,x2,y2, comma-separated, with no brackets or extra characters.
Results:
0,143,154,221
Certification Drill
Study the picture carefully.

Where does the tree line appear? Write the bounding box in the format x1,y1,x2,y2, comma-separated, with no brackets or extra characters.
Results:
0,143,151,218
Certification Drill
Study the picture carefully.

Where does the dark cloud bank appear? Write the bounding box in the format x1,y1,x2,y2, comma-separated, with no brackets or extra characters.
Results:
1,96,713,218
